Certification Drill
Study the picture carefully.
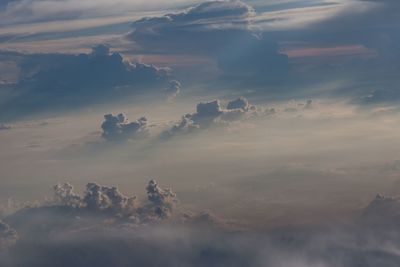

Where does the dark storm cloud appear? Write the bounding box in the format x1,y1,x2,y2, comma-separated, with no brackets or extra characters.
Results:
129,1,288,79
101,113,149,141
0,45,174,121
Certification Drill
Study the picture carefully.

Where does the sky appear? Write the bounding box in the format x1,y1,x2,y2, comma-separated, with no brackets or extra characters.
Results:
1,0,400,266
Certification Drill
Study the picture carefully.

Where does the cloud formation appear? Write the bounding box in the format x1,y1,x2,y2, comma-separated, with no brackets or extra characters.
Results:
2,192,400,267
0,220,18,251
358,193,400,230
161,97,263,138
52,180,177,223
0,123,11,131
129,1,288,79
101,113,149,141
0,45,173,120
165,80,181,100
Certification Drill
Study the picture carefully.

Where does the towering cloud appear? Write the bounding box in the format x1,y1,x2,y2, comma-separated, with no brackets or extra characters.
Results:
143,180,177,219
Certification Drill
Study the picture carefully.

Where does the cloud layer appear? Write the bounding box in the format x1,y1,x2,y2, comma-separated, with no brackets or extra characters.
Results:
2,191,400,267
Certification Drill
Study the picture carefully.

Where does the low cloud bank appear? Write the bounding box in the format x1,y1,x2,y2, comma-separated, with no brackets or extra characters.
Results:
2,191,400,266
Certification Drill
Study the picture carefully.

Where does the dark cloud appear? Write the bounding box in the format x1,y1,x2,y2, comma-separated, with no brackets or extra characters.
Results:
0,45,174,121
129,1,288,80
101,113,149,142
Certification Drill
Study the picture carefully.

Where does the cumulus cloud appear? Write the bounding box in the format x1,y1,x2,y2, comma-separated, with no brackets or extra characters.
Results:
141,179,177,220
101,113,149,141
161,97,262,138
83,182,137,216
52,180,176,223
53,182,82,208
0,45,175,120
129,1,288,79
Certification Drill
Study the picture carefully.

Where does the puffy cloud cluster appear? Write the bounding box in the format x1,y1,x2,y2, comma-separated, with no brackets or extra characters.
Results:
84,183,137,216
0,45,174,121
162,97,259,138
0,220,18,251
53,182,82,208
101,113,149,141
53,180,176,222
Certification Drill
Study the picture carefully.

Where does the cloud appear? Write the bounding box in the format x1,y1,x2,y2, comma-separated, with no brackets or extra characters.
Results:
3,182,400,267
358,193,400,230
142,179,177,220
0,45,174,121
161,97,265,138
83,183,138,216
52,180,177,223
165,80,181,100
3,193,400,267
0,220,18,251
0,123,11,131
0,0,198,25
129,1,289,79
101,113,149,141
